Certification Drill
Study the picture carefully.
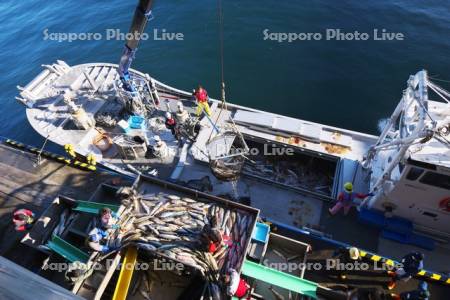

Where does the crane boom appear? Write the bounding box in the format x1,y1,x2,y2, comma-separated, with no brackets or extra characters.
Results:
118,0,154,92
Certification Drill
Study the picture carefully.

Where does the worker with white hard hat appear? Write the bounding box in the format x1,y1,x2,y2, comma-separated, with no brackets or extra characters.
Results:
175,101,189,124
152,135,167,158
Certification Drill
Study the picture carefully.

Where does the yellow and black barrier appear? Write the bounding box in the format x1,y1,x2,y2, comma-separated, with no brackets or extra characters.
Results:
359,249,450,286
5,139,96,172
266,218,450,286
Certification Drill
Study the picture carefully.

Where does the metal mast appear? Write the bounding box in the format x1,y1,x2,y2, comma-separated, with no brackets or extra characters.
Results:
118,0,154,92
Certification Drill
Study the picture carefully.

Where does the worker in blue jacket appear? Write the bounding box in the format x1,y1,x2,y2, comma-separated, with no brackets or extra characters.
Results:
87,207,120,253
388,252,424,289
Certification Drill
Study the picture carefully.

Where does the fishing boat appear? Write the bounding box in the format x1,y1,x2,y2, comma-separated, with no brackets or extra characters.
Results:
14,0,450,298
22,174,327,299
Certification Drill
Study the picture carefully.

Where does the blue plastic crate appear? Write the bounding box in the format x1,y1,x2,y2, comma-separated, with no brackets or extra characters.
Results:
252,222,270,244
128,116,145,129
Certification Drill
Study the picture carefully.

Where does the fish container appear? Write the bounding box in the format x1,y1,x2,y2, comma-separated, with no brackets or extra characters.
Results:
128,116,145,129
242,136,339,198
113,135,147,159
266,233,309,278
132,174,260,275
251,233,311,300
252,222,270,244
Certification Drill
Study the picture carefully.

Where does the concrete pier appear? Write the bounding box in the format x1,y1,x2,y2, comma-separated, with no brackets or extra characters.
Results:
0,142,130,259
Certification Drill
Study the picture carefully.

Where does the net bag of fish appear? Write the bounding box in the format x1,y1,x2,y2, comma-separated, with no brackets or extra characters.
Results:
113,187,256,291
207,131,248,181
209,157,245,181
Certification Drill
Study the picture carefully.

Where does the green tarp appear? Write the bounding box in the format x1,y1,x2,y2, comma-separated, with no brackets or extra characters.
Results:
241,259,317,298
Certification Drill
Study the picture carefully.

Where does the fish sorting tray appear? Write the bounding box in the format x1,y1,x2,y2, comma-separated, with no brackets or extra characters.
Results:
118,174,260,276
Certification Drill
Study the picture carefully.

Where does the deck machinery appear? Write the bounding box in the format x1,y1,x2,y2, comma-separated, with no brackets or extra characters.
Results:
361,70,450,237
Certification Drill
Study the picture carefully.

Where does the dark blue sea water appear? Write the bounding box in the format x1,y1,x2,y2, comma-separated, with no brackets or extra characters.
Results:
0,0,449,147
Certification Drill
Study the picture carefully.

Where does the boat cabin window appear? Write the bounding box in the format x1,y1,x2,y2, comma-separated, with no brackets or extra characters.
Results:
406,167,424,181
419,171,450,190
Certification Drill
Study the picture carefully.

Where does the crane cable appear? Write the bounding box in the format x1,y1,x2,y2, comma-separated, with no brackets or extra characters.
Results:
218,0,225,102
207,0,226,143
207,0,243,145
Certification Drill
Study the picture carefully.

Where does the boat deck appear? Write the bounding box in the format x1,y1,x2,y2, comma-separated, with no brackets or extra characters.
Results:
192,100,378,163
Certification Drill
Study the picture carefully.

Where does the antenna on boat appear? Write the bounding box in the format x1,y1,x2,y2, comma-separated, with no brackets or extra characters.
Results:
205,0,250,181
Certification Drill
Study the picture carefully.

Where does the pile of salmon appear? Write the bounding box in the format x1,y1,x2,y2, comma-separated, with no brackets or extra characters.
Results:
115,187,255,281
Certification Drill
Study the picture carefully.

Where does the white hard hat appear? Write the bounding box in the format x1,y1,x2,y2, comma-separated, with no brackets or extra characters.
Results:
165,112,172,119
349,247,360,260
154,135,161,142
